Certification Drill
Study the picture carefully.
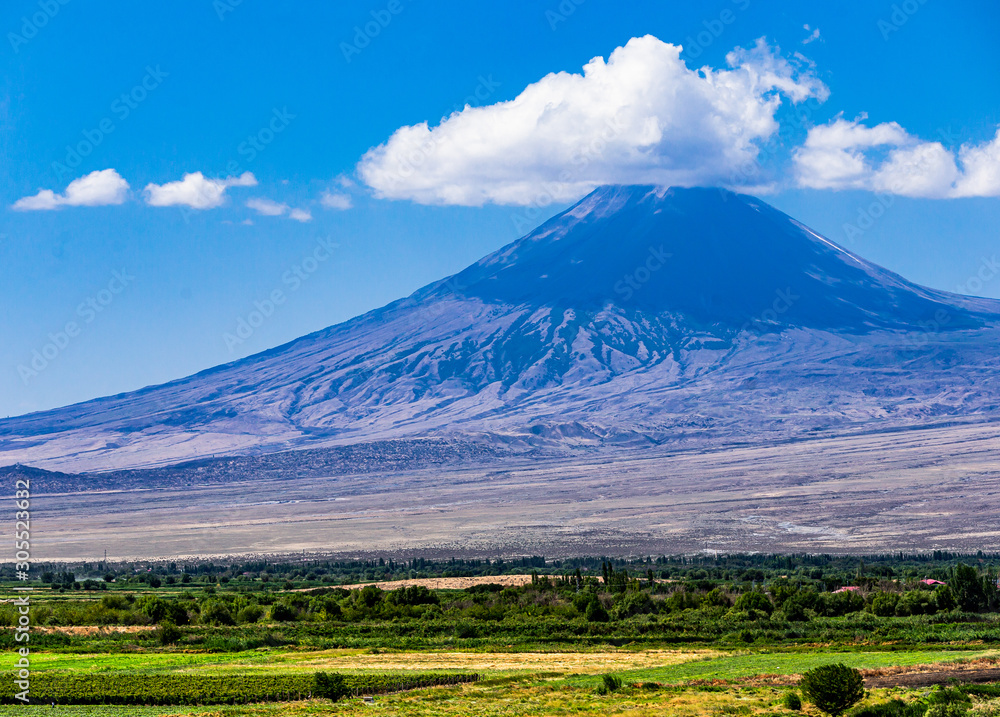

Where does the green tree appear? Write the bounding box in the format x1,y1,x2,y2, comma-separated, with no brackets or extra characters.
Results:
800,663,866,716
952,564,988,612
733,590,774,616
934,585,958,612
870,591,899,617
585,597,609,622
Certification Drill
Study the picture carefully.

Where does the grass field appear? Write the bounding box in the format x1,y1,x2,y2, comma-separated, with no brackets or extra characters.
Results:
13,647,720,677
3,648,998,716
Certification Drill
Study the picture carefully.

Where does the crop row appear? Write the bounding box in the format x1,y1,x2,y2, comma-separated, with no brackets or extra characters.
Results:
2,671,478,705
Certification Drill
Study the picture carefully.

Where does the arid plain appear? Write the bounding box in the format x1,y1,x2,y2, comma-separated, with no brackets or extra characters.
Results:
29,419,1000,561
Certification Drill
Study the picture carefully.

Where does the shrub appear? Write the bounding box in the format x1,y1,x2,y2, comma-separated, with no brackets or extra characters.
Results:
924,706,969,717
850,699,926,717
596,673,622,694
784,691,802,710
924,688,971,708
800,663,865,716
236,605,264,624
314,672,348,701
156,620,182,645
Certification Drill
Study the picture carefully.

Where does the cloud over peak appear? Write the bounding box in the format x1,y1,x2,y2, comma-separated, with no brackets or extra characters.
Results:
12,169,129,210
358,35,827,207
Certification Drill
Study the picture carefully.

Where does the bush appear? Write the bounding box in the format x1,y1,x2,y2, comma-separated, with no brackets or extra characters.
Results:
924,706,969,717
784,691,802,710
595,673,622,694
800,663,866,716
850,699,927,717
314,672,347,701
236,605,264,624
924,688,971,708
156,620,182,645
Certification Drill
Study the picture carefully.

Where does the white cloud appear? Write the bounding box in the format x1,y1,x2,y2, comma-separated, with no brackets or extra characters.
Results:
320,191,353,210
143,171,257,209
358,35,828,206
12,169,129,210
802,24,821,44
246,197,289,216
952,128,1000,198
794,117,1000,198
246,197,312,222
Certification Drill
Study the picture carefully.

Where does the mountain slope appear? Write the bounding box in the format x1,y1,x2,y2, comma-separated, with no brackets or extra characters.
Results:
3,186,1000,472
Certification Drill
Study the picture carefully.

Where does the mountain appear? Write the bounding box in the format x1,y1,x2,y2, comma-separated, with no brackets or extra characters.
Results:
4,185,1000,473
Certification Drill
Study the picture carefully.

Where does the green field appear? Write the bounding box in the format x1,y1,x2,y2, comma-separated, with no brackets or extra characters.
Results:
4,553,1000,714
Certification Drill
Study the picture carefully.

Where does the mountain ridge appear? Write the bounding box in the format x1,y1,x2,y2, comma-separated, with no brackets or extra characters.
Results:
4,185,1000,472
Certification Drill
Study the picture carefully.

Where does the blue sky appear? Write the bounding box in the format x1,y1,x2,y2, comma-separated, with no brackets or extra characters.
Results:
2,0,999,416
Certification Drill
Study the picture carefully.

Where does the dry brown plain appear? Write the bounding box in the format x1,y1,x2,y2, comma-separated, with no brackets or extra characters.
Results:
30,420,1000,561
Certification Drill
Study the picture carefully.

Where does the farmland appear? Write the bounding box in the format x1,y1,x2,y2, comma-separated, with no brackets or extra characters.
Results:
3,552,1000,714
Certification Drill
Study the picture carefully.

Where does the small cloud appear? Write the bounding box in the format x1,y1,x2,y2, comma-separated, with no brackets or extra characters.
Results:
246,197,313,222
143,171,257,209
13,169,129,210
802,24,821,44
241,218,254,226
320,190,353,210
336,175,355,189
793,117,1000,198
246,197,290,216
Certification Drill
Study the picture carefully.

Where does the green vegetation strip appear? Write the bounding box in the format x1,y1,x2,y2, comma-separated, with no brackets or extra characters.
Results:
0,671,478,705
570,650,994,686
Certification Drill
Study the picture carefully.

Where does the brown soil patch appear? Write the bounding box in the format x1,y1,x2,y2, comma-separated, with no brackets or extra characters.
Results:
37,625,156,636
865,658,1000,688
295,574,549,592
